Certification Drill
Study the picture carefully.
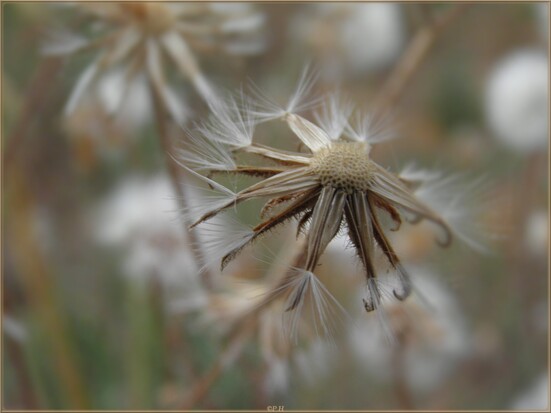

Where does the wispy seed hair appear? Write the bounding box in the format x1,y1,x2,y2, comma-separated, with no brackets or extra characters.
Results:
247,65,324,121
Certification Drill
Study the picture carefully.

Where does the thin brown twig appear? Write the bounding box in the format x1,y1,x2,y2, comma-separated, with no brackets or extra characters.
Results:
6,171,91,409
372,3,470,115
148,77,216,290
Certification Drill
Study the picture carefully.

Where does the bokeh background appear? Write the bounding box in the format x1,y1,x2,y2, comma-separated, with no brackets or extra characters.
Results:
2,2,549,410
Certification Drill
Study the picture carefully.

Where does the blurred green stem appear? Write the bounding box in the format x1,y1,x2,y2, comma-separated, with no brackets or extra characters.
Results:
125,277,164,408
6,171,90,409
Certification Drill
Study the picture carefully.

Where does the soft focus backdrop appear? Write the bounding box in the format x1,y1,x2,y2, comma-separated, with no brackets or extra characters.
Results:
2,2,549,410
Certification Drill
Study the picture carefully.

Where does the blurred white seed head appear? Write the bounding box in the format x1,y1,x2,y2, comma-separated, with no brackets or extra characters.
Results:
96,70,154,129
534,3,549,44
484,49,549,152
524,209,549,255
293,3,404,78
46,3,266,124
2,315,28,344
348,269,470,394
92,175,178,244
89,174,201,294
333,3,404,74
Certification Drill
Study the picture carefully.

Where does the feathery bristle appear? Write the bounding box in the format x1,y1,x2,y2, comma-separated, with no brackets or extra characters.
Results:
196,216,255,273
413,172,497,252
175,129,236,171
364,278,397,346
201,93,256,148
345,111,394,144
314,91,354,141
247,65,323,121
279,269,348,344
172,159,237,226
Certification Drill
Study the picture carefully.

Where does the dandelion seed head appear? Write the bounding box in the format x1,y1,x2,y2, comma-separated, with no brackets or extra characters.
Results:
183,69,485,339
311,142,374,193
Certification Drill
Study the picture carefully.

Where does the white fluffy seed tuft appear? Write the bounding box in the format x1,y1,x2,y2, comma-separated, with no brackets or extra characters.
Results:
278,269,349,344
175,129,236,172
201,93,256,148
247,65,323,121
195,216,255,274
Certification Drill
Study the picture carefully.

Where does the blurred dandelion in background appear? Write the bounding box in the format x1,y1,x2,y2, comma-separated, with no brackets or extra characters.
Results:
348,269,469,397
44,3,265,172
484,49,549,152
292,3,404,79
45,3,265,123
89,174,202,296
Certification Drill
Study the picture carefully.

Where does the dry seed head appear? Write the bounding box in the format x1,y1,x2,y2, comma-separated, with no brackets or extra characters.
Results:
311,142,374,193
181,74,478,341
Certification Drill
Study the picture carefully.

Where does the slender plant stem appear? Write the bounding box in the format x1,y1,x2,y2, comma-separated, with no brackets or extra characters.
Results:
372,4,470,114
147,78,216,290
6,171,90,409
2,58,63,411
